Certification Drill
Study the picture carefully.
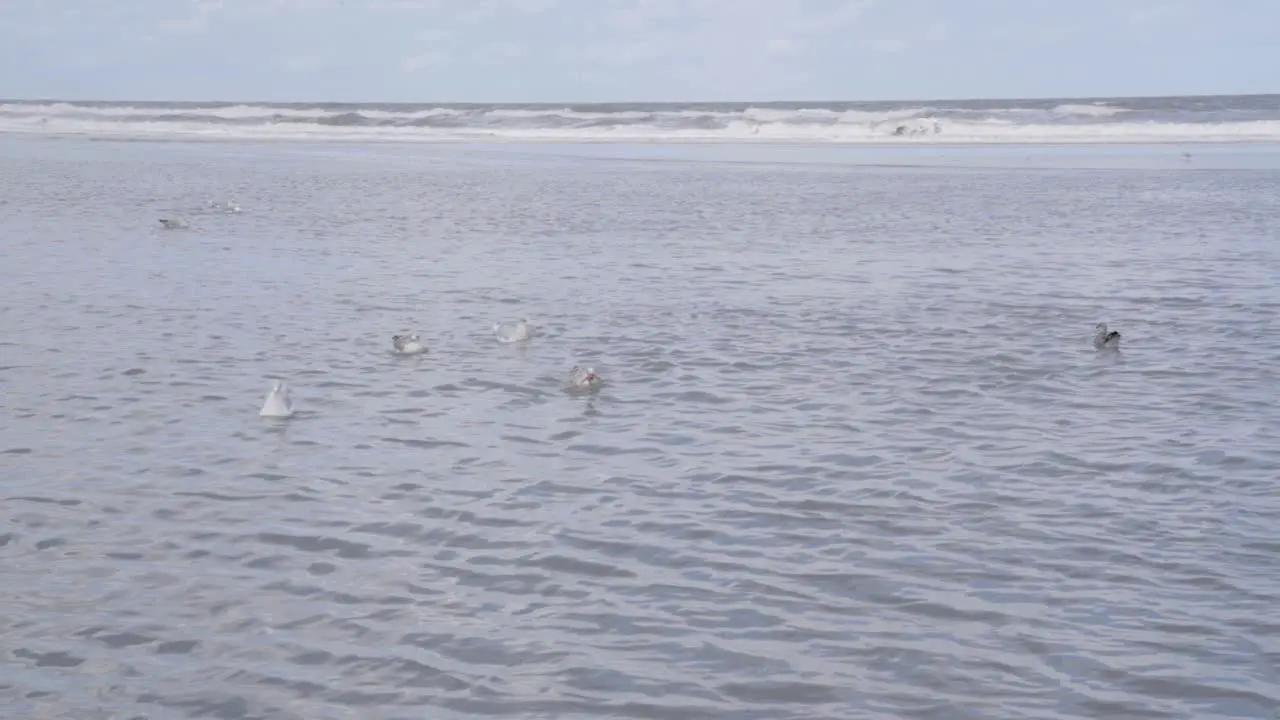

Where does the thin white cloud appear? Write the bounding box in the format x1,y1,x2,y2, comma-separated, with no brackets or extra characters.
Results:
473,41,524,62
577,0,877,71
765,37,796,58
2,0,1270,102
1125,0,1196,26
282,54,324,71
369,0,441,9
401,50,447,72
260,0,337,12
159,0,224,31
510,0,558,14
1120,0,1201,49
592,40,663,66
455,3,498,24
404,28,449,70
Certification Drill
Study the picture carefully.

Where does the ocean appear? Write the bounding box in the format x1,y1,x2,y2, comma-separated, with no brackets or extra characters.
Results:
3,94,1280,144
1,95,1279,719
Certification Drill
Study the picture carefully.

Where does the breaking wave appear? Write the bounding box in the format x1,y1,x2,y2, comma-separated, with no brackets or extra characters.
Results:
2,96,1279,145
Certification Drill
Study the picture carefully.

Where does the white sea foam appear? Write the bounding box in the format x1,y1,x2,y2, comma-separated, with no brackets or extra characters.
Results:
1051,103,1127,117
0,98,1276,145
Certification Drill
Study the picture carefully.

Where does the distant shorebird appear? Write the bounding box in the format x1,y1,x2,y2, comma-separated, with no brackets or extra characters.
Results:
1093,323,1121,351
158,218,189,229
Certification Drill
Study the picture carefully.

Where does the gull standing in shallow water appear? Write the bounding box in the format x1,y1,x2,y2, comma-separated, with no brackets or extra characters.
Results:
1093,323,1122,351
493,318,533,344
391,333,427,355
260,381,294,418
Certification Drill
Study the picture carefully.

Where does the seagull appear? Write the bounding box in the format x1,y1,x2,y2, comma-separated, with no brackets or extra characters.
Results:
260,380,294,418
392,333,427,355
1093,323,1121,351
567,365,603,391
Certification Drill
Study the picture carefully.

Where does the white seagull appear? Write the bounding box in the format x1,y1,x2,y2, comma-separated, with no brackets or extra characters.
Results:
392,333,427,355
1093,323,1121,351
260,380,294,418
567,365,603,391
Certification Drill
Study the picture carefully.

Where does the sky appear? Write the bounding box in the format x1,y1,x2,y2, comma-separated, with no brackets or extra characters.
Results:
0,0,1276,103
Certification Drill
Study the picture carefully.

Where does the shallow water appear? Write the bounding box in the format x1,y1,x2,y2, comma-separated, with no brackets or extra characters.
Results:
2,136,1279,720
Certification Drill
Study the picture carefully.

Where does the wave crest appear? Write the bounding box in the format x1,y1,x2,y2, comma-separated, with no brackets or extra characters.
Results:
1,97,1277,144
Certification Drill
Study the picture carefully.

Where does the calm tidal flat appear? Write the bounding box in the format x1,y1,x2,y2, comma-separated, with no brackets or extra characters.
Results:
1,134,1279,719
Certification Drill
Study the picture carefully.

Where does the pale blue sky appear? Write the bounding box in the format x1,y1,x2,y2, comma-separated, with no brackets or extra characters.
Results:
0,0,1275,103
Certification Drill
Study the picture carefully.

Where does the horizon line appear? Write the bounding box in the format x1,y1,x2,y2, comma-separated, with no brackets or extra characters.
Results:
2,91,1277,107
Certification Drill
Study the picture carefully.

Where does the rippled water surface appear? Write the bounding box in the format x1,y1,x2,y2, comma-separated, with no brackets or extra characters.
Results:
2,137,1279,720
